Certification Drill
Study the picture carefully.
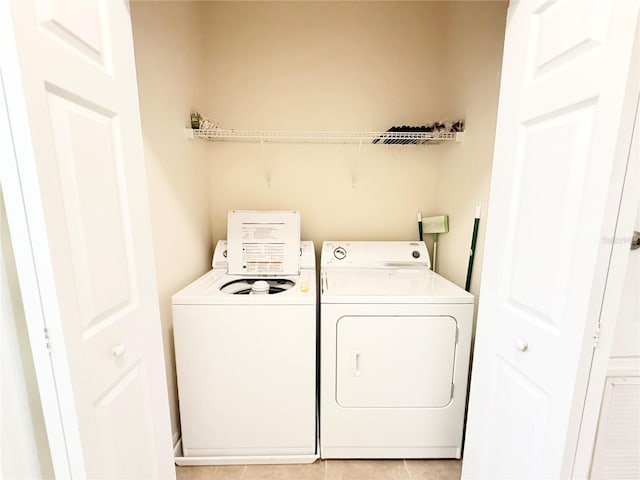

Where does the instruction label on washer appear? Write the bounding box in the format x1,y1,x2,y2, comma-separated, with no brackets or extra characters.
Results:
227,211,300,275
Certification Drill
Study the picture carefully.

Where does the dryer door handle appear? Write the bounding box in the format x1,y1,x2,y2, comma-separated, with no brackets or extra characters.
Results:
351,351,361,377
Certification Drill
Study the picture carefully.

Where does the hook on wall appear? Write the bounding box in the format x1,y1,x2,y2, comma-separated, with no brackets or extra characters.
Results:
259,134,272,187
350,136,364,187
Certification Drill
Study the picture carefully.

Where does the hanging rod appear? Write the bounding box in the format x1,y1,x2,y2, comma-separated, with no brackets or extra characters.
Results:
184,128,464,144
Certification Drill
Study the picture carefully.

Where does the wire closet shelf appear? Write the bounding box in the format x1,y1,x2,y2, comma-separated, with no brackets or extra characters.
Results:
186,128,464,144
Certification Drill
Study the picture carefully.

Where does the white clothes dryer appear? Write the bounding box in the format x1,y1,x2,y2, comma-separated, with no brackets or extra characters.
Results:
319,241,474,459
173,240,317,465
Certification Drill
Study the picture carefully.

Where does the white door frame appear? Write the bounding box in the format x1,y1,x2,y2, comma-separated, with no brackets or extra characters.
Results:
572,91,640,476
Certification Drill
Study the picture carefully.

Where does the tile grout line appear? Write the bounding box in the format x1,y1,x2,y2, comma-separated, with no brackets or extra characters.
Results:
403,459,412,480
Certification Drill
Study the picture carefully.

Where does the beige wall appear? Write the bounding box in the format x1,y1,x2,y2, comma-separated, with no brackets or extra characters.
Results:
202,1,507,266
203,1,450,246
435,2,508,302
131,1,211,442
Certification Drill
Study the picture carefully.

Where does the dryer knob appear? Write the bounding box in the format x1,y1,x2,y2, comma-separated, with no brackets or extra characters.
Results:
412,250,420,259
334,247,347,260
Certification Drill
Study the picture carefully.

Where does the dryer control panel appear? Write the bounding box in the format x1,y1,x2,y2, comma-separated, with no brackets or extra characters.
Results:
321,241,431,269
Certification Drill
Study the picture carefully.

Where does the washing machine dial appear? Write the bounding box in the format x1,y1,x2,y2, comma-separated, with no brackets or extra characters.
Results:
333,246,347,260
412,250,420,259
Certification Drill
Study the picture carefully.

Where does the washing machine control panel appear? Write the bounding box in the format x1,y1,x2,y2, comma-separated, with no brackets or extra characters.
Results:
321,241,431,268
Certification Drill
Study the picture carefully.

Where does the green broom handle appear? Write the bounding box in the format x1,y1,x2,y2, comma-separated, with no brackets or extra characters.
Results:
465,204,481,292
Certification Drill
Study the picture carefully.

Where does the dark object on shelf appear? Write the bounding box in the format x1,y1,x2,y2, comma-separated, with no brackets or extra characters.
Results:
373,120,465,145
190,112,200,129
451,120,465,132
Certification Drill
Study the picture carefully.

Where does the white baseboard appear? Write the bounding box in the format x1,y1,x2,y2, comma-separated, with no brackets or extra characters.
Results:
173,437,318,466
174,452,318,466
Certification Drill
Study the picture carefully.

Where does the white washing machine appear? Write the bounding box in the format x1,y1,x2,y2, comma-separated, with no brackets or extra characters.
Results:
320,241,474,459
172,211,317,465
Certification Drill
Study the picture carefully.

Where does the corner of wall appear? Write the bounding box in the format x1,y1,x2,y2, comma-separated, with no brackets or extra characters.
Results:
131,0,212,441
433,1,508,303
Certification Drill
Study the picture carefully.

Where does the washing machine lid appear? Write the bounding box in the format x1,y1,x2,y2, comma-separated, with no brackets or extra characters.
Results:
172,269,316,305
226,210,301,275
212,240,315,270
321,268,473,304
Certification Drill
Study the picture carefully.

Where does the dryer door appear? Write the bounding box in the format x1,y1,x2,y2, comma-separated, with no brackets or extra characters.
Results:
336,315,457,408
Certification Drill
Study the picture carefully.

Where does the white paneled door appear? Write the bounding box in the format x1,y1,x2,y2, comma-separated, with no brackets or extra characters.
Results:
462,0,640,479
1,0,174,478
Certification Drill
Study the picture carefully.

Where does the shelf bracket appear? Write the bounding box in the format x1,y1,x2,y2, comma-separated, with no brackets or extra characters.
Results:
351,136,364,187
259,134,271,187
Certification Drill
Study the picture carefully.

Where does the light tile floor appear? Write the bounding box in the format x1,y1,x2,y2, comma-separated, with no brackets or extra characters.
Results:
176,459,462,480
